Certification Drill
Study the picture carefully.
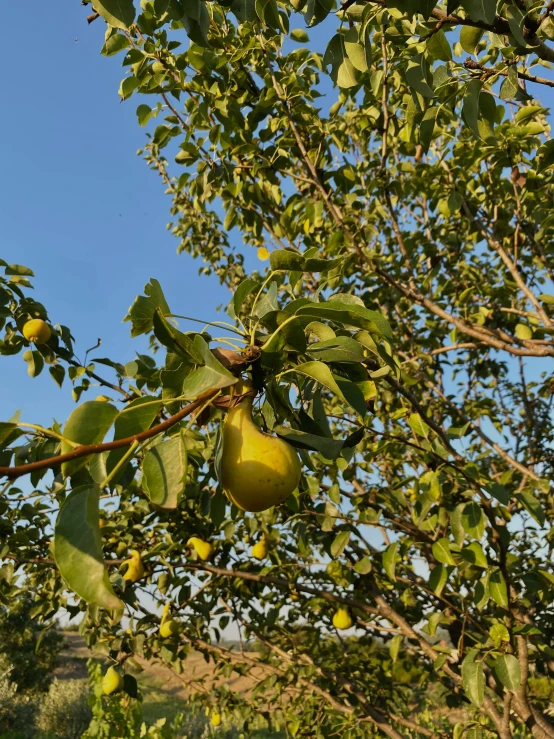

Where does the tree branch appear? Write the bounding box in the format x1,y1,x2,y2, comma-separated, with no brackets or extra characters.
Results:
0,389,220,480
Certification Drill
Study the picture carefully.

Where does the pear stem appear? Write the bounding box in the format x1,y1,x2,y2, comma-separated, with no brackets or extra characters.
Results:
16,422,81,449
259,313,301,351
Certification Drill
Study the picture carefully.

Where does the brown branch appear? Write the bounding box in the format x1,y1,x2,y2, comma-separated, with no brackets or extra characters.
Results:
0,389,220,480
429,342,479,355
464,58,554,89
424,376,540,482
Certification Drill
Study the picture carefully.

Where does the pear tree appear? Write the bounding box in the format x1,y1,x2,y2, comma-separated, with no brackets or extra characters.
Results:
2,0,554,736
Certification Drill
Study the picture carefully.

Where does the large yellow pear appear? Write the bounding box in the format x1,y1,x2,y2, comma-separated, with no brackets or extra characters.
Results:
251,533,268,560
22,319,51,344
187,537,213,560
211,712,222,727
103,666,124,695
221,388,301,512
122,549,145,582
332,607,353,630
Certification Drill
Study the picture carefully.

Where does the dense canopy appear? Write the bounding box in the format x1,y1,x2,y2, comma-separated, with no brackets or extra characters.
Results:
2,0,554,736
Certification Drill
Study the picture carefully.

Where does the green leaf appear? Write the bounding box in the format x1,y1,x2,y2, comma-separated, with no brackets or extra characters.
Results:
0,422,22,448
460,26,484,53
61,401,119,478
461,0,495,24
389,634,402,662
254,281,279,319
337,58,359,89
123,674,138,698
255,0,281,29
474,573,490,610
161,353,193,413
427,29,452,61
408,413,428,438
102,31,131,56
494,654,521,691
461,501,485,540
119,75,140,100
515,323,532,340
304,0,334,28
405,54,434,97
54,485,123,610
323,33,343,73
274,426,344,460
295,300,392,338
382,541,399,581
105,396,163,482
344,28,368,72
428,564,448,595
505,5,528,47
461,653,485,706
308,336,365,363
136,104,154,126
518,490,546,526
537,139,554,173
142,435,187,509
23,350,44,378
294,361,366,417
269,250,343,274
304,256,344,273
270,250,306,272
125,279,171,337
432,537,457,565
290,28,309,42
420,107,438,152
152,309,204,362
489,569,509,608
490,623,510,647
93,0,136,29
500,66,519,101
330,530,350,557
49,365,65,388
460,541,488,568
182,336,237,398
233,278,258,317
354,556,372,574
462,79,481,138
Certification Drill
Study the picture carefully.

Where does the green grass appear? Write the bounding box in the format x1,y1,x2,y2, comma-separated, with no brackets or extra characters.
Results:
139,674,188,727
